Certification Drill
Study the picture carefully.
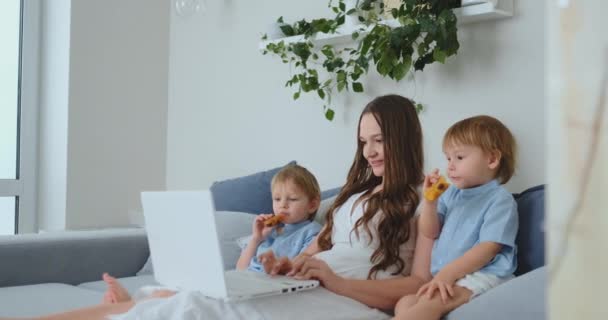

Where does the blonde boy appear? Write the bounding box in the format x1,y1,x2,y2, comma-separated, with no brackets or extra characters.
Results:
394,115,519,320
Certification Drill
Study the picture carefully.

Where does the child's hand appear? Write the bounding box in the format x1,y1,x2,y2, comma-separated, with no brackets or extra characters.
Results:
258,251,293,275
259,250,277,273
252,214,275,241
416,276,455,304
423,169,442,202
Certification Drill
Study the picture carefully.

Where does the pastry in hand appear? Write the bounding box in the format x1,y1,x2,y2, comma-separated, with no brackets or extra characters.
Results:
264,214,285,227
424,176,450,201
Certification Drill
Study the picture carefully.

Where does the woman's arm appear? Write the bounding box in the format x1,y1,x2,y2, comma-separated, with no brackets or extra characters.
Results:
333,228,433,309
294,227,434,310
331,274,426,310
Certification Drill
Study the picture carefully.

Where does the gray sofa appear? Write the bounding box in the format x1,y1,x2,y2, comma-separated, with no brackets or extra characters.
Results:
0,163,547,319
0,186,545,320
0,228,152,317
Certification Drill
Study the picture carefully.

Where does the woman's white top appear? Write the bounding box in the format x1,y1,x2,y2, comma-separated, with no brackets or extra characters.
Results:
315,191,416,280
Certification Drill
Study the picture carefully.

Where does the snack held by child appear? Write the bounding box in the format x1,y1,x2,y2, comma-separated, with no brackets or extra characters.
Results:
423,175,450,201
264,214,286,227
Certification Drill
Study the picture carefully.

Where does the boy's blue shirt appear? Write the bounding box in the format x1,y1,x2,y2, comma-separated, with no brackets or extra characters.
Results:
431,179,519,278
247,219,322,273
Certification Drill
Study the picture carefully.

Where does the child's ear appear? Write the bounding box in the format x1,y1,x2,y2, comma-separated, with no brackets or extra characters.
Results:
487,150,502,170
309,197,321,213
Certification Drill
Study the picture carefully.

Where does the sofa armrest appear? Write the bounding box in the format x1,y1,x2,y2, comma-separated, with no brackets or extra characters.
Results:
0,228,149,287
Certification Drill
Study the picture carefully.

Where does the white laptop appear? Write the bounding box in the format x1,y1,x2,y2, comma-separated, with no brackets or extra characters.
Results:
140,190,319,301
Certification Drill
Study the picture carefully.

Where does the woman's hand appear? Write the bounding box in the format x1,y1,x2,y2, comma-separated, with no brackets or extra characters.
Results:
252,214,275,242
416,275,455,304
286,252,312,276
291,256,344,292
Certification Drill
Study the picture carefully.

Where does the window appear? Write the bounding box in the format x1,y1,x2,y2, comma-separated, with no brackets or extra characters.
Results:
0,0,39,234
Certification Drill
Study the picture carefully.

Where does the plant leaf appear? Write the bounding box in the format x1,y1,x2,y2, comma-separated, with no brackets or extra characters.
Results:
317,89,325,99
325,108,335,121
352,82,364,92
393,62,408,81
280,24,295,37
433,49,447,64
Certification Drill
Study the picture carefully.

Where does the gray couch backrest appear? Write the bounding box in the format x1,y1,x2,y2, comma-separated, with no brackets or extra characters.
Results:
514,185,545,275
0,229,149,287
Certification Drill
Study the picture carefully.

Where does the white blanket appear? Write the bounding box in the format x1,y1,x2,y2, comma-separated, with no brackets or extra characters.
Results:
108,287,389,320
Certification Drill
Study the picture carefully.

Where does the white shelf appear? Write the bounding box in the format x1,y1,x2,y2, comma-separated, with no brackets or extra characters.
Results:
456,0,513,24
259,0,513,50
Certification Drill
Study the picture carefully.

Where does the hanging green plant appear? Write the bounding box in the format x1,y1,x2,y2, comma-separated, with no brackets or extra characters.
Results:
261,0,460,120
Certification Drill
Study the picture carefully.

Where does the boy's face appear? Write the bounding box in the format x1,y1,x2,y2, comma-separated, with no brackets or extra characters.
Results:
271,180,318,224
443,144,499,189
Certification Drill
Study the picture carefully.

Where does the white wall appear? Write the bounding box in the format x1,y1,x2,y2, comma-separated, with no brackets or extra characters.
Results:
37,0,170,230
167,1,545,193
65,0,170,229
36,0,546,229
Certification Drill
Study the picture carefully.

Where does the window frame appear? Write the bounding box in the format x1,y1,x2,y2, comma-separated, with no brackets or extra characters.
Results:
0,0,40,234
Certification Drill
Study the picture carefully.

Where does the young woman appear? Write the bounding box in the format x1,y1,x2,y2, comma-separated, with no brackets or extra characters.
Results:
15,94,433,320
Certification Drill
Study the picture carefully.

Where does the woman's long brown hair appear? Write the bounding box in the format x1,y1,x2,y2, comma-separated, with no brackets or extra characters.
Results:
317,94,424,279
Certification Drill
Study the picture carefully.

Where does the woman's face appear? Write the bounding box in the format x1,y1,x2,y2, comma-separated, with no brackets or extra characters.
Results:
359,113,385,177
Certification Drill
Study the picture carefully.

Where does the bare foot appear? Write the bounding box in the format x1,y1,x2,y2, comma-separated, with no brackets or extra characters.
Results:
102,273,132,304
149,289,177,299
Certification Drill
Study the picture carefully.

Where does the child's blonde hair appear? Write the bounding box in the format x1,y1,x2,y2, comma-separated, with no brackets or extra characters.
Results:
271,164,321,219
442,115,517,184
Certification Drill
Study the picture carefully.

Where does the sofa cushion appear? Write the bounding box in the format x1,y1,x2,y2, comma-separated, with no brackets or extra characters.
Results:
0,228,148,287
78,275,158,296
513,185,545,275
320,186,341,200
446,266,546,320
0,283,103,317
210,161,296,214
315,194,337,225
